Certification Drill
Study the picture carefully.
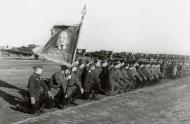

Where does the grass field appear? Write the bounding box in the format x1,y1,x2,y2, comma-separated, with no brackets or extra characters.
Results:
0,57,103,124
1,57,190,124
0,57,65,124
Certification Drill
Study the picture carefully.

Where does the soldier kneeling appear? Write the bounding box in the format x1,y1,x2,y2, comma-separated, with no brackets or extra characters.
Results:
49,65,70,109
64,66,84,105
83,63,104,100
17,65,54,114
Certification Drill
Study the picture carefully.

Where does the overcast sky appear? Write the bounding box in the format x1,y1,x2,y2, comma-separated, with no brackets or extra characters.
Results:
0,0,189,55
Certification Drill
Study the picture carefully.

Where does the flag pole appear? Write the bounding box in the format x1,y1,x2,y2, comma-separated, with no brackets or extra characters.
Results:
72,5,86,65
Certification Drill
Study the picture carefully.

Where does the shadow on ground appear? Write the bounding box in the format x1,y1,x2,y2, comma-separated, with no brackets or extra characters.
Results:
0,80,28,110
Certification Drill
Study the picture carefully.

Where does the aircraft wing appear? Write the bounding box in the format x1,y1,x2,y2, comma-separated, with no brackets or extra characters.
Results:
1,49,34,56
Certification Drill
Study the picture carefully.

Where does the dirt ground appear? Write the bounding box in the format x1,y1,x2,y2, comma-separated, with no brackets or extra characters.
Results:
0,57,190,124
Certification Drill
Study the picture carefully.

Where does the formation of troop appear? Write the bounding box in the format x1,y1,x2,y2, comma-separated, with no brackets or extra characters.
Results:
16,57,190,114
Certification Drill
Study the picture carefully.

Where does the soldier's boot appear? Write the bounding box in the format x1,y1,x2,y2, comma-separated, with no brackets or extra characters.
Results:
123,84,130,93
16,104,29,113
83,91,90,100
91,90,99,100
97,87,105,95
55,99,64,109
71,98,79,106
117,87,124,94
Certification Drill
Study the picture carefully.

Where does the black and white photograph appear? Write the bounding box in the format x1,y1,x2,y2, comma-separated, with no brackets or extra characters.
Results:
0,0,190,124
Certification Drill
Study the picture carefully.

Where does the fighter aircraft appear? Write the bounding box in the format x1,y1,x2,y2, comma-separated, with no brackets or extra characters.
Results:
0,45,43,60
1,46,34,56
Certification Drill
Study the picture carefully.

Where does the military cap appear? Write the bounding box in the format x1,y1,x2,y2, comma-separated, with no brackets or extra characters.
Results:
132,60,138,64
61,65,68,70
151,62,155,65
93,58,99,63
120,60,125,63
128,62,133,67
129,64,133,67
138,61,144,65
101,59,107,63
79,59,84,65
156,62,160,65
108,59,114,64
124,62,129,67
145,61,150,64
101,60,105,63
114,60,121,65
101,60,108,67
89,63,96,67
85,60,90,64
33,65,43,69
109,61,114,66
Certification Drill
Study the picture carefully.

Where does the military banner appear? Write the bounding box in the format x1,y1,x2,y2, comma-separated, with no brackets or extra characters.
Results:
42,24,81,66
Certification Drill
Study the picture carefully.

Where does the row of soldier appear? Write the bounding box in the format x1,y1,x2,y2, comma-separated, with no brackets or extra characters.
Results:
160,61,190,79
16,58,190,114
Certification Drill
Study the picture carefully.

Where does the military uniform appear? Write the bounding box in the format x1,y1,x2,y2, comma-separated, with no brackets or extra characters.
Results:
155,64,162,80
95,66,102,77
65,72,83,104
143,63,152,85
137,63,147,86
49,71,68,106
75,65,86,88
49,71,68,96
150,64,159,83
120,67,132,92
127,65,142,89
173,64,178,79
108,67,125,94
167,62,173,78
28,73,54,114
99,66,110,95
83,67,103,99
177,63,183,78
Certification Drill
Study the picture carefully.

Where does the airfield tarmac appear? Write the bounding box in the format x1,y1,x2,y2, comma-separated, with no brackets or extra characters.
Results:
0,57,190,124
